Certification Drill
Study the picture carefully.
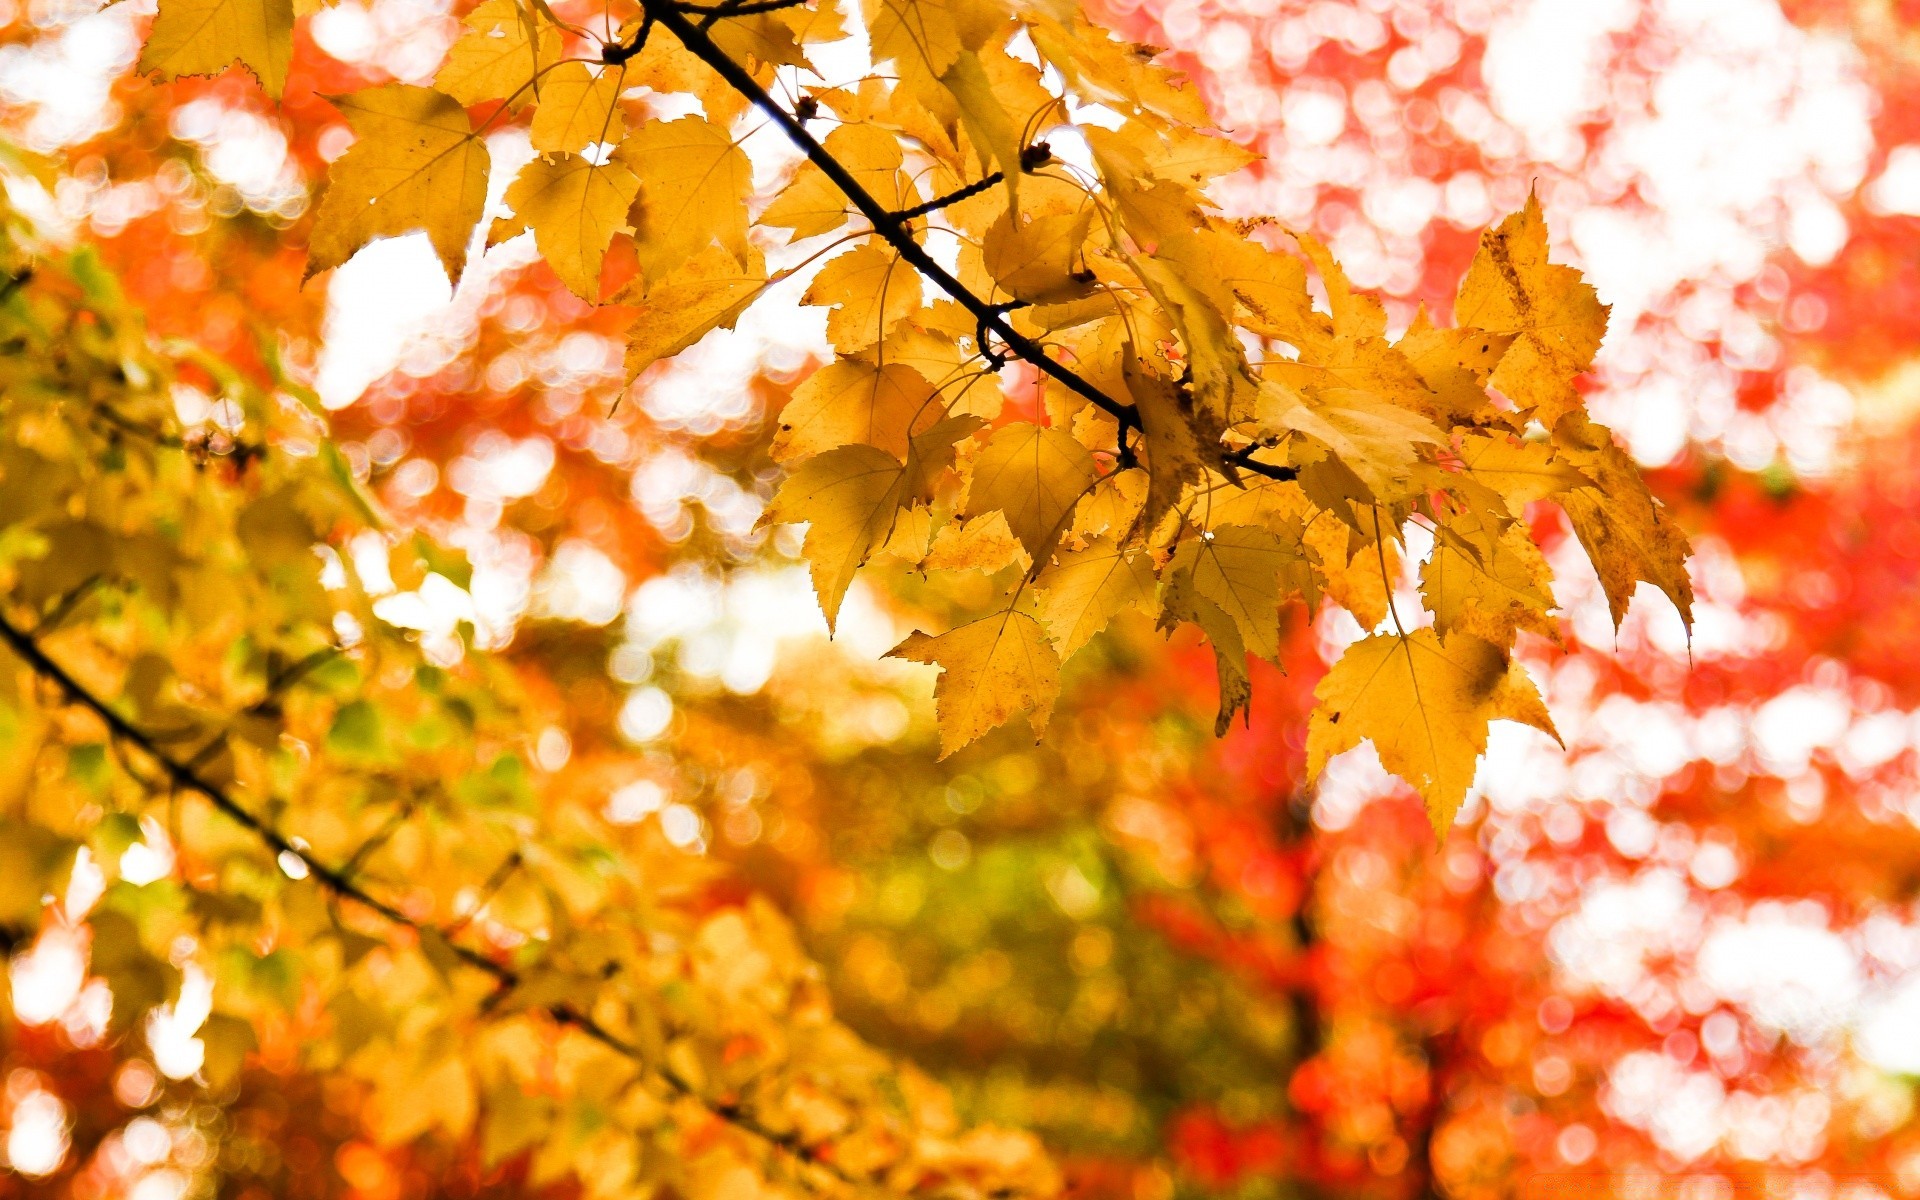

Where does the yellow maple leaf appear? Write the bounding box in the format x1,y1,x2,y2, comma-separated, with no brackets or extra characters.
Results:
529,61,627,154
1257,371,1442,501
803,241,923,351
140,0,292,98
1070,466,1149,541
1394,306,1511,422
1455,193,1609,427
434,0,559,108
1028,15,1211,127
763,124,907,240
763,445,908,633
982,209,1097,305
890,609,1062,757
1455,432,1592,515
1293,229,1387,339
622,245,780,378
964,422,1098,560
627,116,753,284
1419,509,1556,648
924,511,1028,575
867,0,964,89
1553,413,1694,630
763,418,975,630
1157,563,1253,735
772,359,941,464
495,150,638,301
1163,524,1308,664
306,85,491,285
1307,630,1557,839
1036,536,1157,658
1121,352,1228,534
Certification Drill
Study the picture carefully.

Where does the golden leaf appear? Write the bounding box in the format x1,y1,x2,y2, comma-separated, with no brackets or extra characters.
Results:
495,150,639,301
1455,432,1592,515
804,241,923,351
924,511,1028,575
1036,536,1157,658
529,61,628,154
627,116,753,283
763,124,908,240
1157,564,1253,735
1553,413,1694,630
964,422,1099,560
307,85,491,285
434,0,559,107
772,359,942,463
140,0,293,97
890,609,1062,757
1163,524,1307,664
1419,509,1556,648
1455,193,1609,427
1257,369,1443,501
1307,630,1557,838
983,209,1098,305
623,245,778,378
763,418,974,630
1123,353,1226,533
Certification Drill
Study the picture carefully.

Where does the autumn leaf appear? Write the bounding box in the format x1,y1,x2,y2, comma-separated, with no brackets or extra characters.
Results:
495,150,639,301
772,359,941,463
627,116,753,283
1257,373,1443,500
1123,354,1227,533
1162,524,1307,664
434,0,560,107
804,241,924,350
1455,192,1609,427
1553,412,1695,630
1036,536,1158,658
964,422,1099,561
623,246,780,379
530,62,628,154
140,0,293,97
924,510,1028,574
890,609,1062,757
1419,509,1557,648
762,445,908,632
307,85,491,285
983,209,1098,304
1307,630,1557,838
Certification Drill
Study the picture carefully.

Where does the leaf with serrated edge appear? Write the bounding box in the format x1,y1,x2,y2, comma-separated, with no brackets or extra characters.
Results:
496,151,638,301
141,0,293,97
530,61,627,154
772,359,941,464
307,85,491,285
623,246,778,379
628,116,753,283
1307,630,1557,839
965,422,1098,561
1037,536,1157,658
890,610,1061,757
434,0,559,107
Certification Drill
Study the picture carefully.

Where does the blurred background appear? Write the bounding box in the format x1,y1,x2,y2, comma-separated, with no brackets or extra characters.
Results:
5,0,1920,1198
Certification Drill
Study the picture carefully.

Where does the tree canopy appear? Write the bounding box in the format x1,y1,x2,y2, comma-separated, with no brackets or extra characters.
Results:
7,0,1919,1199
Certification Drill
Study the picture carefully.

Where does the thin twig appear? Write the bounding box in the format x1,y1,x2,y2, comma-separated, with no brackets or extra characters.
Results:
894,172,1003,221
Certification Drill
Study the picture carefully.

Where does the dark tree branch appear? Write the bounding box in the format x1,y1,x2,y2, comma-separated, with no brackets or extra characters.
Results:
0,610,894,1196
636,0,1297,485
894,172,1003,222
675,0,810,13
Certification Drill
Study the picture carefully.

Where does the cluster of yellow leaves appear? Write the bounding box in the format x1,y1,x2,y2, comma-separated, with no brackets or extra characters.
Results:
131,0,1692,839
0,187,1055,1199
